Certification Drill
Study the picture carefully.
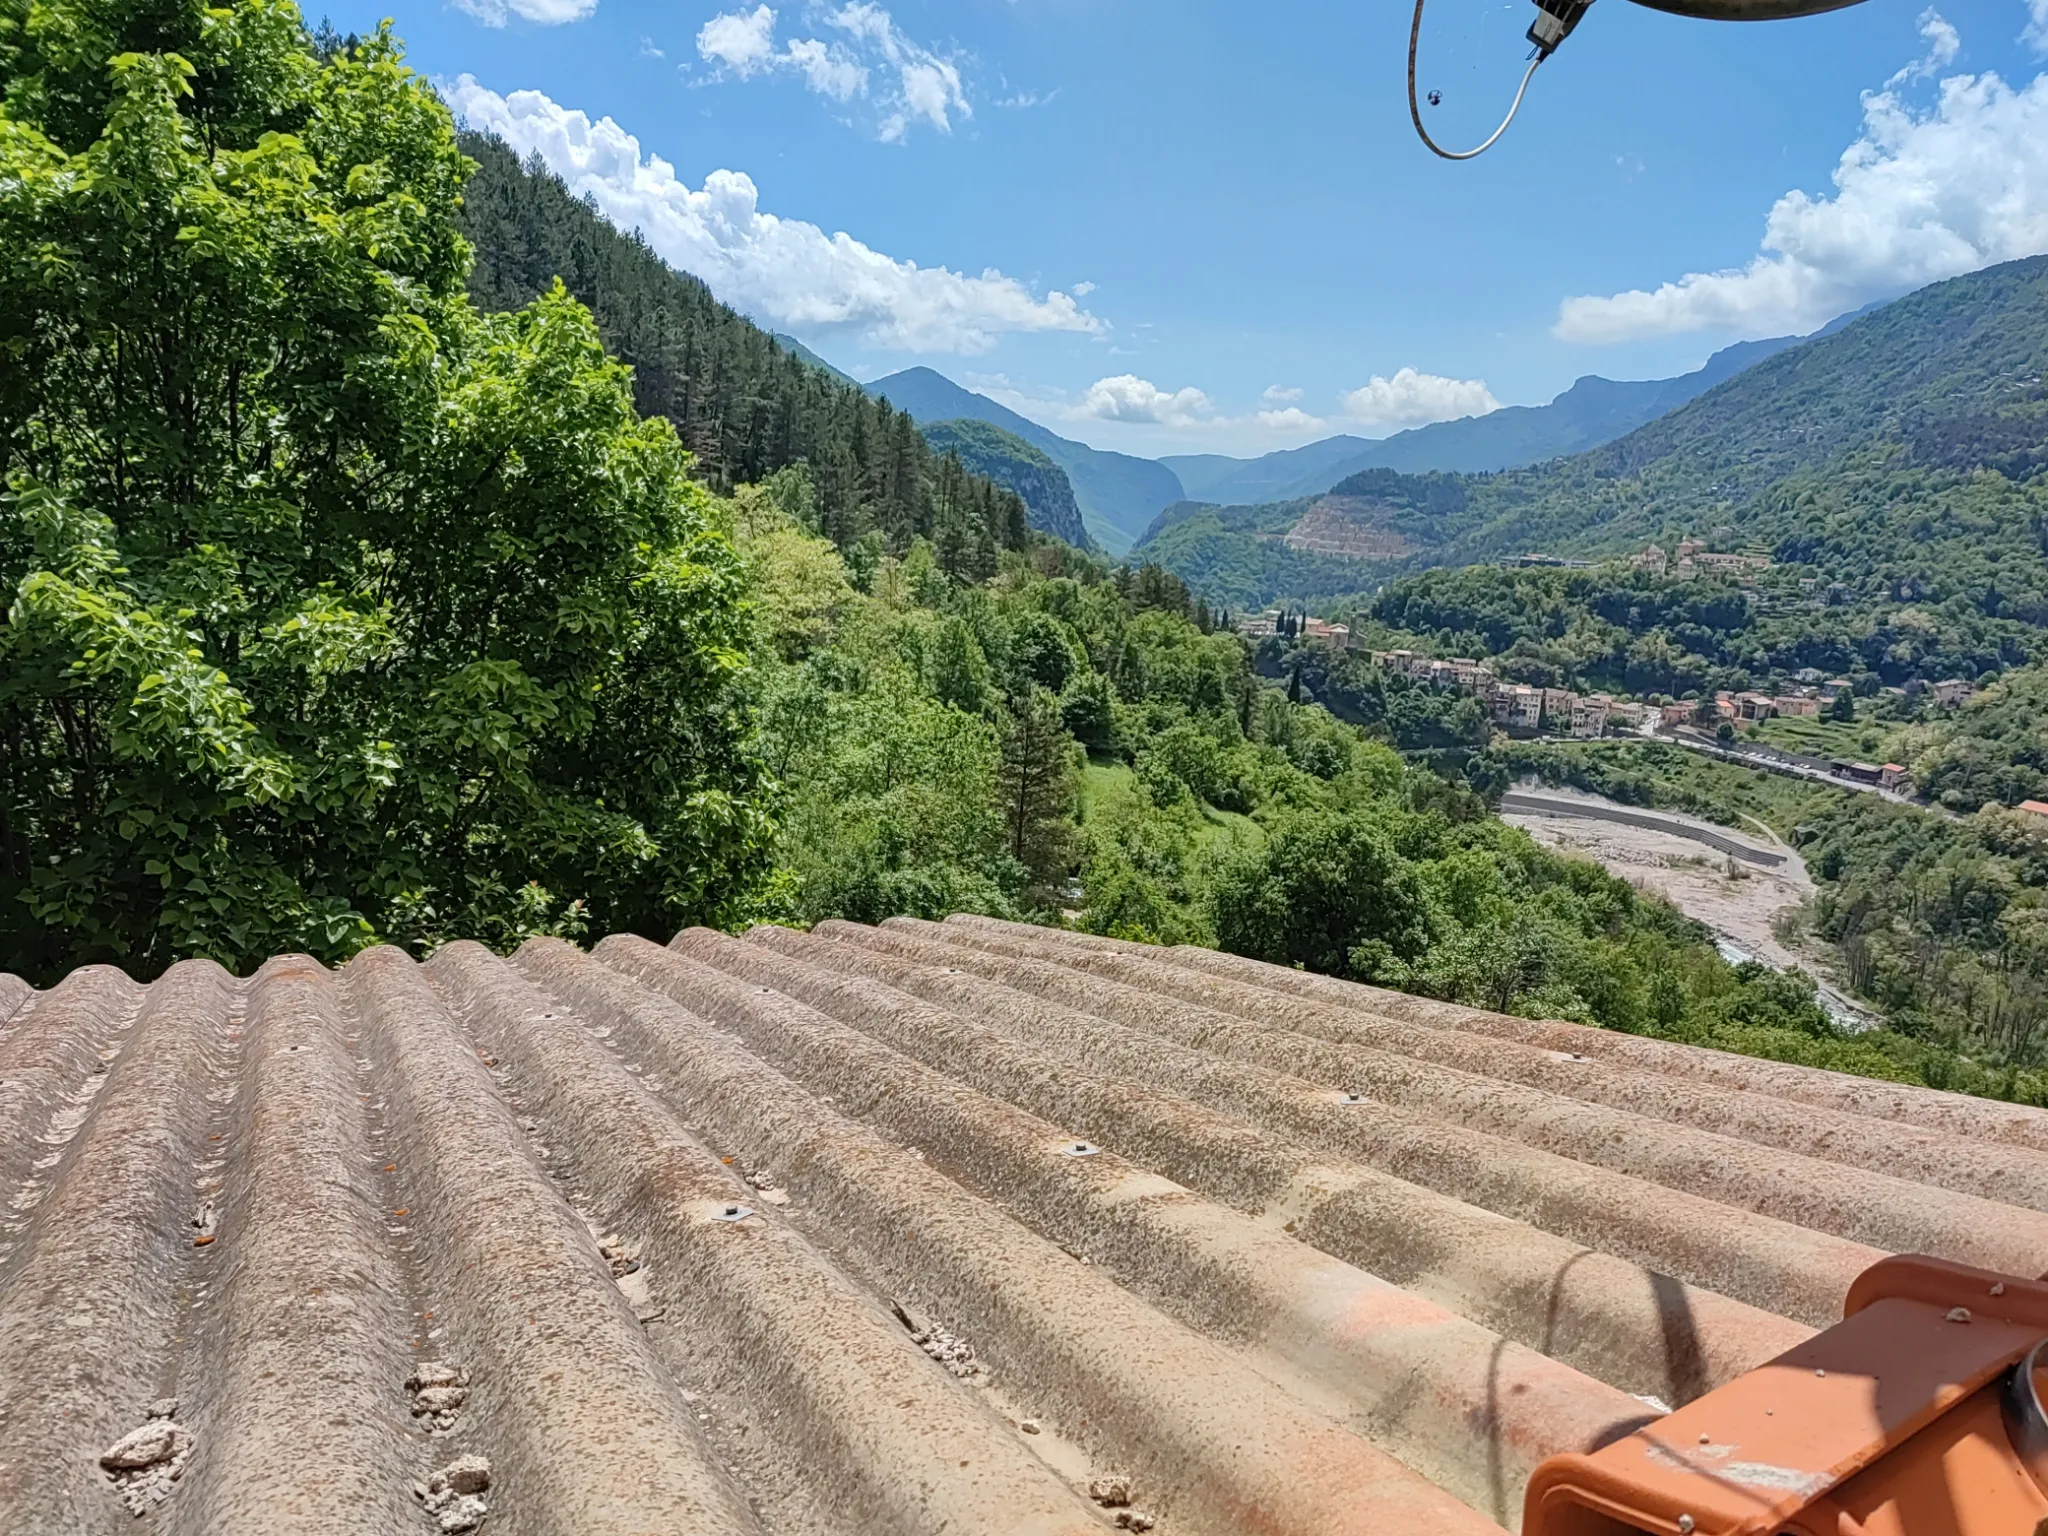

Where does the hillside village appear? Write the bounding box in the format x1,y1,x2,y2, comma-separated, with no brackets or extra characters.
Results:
1231,539,1984,789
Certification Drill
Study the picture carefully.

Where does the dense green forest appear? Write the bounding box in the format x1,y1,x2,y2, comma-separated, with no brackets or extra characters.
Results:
1130,498,1370,611
1356,561,2025,695
0,6,781,978
1908,666,2048,809
731,476,1887,1073
455,131,1036,577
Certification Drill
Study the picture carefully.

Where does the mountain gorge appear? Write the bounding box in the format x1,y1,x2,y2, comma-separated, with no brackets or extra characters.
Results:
865,367,1186,555
852,317,1862,560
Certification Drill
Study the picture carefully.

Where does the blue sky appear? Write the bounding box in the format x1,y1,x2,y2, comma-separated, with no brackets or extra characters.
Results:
329,0,2048,457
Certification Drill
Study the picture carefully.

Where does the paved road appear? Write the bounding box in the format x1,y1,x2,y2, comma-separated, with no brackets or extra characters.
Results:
1498,791,1790,868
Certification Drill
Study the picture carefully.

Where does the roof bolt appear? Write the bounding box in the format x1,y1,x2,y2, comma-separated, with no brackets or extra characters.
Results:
1678,1518,1696,1535
1816,1368,1827,1377
1063,1141,1099,1157
1991,1282,2007,1296
1697,1433,1710,1444
1946,1306,1972,1323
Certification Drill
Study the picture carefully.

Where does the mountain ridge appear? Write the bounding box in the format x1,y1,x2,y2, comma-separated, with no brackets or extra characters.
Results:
862,307,1883,554
1163,326,1843,507
1131,262,2048,612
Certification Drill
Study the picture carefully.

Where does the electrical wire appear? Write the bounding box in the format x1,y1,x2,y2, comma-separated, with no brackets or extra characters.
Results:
1407,0,1545,160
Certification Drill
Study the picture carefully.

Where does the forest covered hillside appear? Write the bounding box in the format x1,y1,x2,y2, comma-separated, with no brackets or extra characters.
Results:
1135,258,2048,626
456,134,1039,574
918,420,1093,549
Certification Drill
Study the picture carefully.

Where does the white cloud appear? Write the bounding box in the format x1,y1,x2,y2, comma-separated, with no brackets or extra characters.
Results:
783,36,867,100
693,2,967,140
2026,0,2048,52
828,4,969,139
638,36,665,58
1050,376,1333,440
444,78,1101,354
1341,368,1500,431
1079,374,1214,427
965,374,1353,454
1072,280,1096,296
1558,11,2048,343
1255,406,1328,433
888,59,965,139
1261,384,1304,404
452,0,595,28
696,4,778,73
1887,8,1960,87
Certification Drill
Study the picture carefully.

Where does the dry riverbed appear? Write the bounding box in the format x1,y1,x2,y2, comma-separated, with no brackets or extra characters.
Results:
1501,787,1875,1027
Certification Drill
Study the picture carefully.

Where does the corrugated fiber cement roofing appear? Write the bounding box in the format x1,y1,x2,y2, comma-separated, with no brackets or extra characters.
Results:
3,914,2047,1535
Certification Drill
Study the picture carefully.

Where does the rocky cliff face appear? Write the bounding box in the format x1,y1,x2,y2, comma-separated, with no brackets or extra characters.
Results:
920,418,1093,549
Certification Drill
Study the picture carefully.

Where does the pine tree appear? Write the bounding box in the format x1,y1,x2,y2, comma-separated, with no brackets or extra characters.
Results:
1287,663,1305,704
997,686,1078,890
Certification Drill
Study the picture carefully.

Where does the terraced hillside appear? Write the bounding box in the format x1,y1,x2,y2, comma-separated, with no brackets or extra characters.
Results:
4,916,2047,1533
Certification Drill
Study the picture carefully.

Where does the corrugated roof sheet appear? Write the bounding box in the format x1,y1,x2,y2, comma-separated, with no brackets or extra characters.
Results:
3,913,2045,1535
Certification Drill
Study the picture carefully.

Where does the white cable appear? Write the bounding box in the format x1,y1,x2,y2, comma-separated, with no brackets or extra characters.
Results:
1408,0,1545,161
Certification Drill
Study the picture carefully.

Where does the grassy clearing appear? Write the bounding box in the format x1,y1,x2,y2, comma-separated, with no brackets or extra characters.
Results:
1079,757,1138,822
1080,755,1260,849
1194,805,1259,848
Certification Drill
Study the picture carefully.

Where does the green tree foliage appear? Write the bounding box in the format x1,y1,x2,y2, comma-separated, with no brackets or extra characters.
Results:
996,685,1079,892
733,500,1895,1089
1913,666,2048,809
455,132,1037,573
761,661,1015,924
1361,563,2019,698
1211,812,1435,977
1258,641,1493,756
0,5,770,980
